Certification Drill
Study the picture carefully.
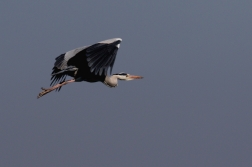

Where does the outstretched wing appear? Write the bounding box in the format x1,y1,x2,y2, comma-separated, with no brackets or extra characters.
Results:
68,38,122,76
86,38,121,75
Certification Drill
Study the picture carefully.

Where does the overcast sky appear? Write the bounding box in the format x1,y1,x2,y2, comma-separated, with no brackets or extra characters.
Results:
1,0,252,167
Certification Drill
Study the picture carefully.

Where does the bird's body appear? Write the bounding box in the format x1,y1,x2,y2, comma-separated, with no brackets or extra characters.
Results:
38,38,143,98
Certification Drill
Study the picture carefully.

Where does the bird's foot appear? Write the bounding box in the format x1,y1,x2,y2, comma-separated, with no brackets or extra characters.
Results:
37,87,53,99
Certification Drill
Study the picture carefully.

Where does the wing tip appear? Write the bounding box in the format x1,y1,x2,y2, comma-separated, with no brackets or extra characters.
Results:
98,38,122,44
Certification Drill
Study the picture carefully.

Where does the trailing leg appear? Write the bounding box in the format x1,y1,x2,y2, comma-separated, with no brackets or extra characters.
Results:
37,79,75,99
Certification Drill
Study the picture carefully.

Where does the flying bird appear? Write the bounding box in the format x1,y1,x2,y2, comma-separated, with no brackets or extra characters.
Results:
37,38,143,98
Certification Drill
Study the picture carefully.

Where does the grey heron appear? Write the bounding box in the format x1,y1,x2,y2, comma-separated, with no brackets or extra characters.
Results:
37,38,143,98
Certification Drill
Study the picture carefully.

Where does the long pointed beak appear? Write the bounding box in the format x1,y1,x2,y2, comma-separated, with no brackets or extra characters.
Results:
128,75,143,79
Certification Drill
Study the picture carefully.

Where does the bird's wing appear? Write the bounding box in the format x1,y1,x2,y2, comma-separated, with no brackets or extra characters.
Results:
68,38,122,76
54,45,89,70
86,39,121,75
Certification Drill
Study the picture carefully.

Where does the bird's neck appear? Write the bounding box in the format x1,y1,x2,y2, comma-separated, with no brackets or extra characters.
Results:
103,75,118,88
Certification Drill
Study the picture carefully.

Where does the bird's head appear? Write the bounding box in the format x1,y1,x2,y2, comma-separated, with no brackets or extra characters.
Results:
113,72,143,81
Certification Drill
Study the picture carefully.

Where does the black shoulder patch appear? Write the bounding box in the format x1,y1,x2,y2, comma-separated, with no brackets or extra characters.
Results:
113,72,127,76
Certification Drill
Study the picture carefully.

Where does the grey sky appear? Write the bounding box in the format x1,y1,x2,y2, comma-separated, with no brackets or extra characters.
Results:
1,0,252,167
